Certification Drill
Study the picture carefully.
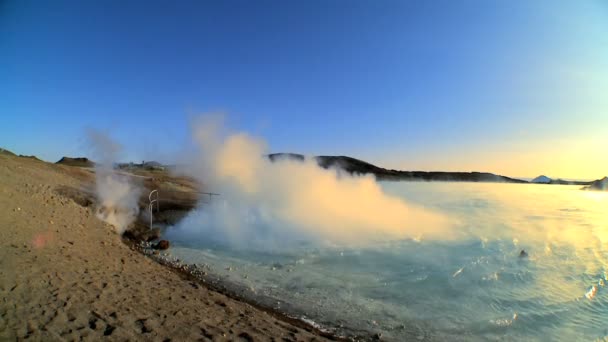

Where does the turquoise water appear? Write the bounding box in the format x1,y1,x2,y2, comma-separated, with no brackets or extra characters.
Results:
166,182,608,341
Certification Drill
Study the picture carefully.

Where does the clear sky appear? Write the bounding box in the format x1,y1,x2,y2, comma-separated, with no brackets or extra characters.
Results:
1,0,607,179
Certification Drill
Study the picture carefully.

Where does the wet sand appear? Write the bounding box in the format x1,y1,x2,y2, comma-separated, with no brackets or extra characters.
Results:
0,153,332,341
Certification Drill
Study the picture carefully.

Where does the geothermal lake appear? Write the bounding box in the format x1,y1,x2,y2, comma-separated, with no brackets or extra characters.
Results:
165,182,608,341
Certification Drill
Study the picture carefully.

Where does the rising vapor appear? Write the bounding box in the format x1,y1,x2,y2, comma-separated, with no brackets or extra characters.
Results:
86,129,141,235
169,116,457,249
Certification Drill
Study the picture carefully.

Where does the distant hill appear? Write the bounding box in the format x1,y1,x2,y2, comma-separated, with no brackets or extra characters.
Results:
529,174,591,186
116,161,165,171
549,178,591,186
0,148,16,156
1,149,43,162
143,161,164,169
267,153,528,183
56,157,95,167
268,153,305,162
531,175,551,184
583,177,608,191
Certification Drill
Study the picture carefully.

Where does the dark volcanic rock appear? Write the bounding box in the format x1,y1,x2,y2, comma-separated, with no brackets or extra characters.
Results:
56,156,95,167
123,223,149,241
154,240,170,250
140,228,161,242
123,223,160,242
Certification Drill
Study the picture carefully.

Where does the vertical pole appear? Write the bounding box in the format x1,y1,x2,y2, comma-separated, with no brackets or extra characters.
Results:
156,190,159,212
149,190,158,230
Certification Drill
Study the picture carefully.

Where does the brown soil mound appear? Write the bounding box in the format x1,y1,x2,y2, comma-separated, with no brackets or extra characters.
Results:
0,152,330,341
19,155,42,162
0,147,16,156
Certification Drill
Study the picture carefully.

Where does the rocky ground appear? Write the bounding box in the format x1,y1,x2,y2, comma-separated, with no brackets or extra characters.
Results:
0,152,333,341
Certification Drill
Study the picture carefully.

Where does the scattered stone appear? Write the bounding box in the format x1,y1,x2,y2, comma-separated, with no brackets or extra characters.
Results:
154,240,170,250
103,324,115,336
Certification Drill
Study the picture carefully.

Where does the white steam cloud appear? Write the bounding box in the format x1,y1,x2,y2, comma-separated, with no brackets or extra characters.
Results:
169,116,457,249
87,129,141,235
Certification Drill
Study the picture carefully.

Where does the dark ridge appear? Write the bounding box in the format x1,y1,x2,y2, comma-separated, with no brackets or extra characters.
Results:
583,176,608,191
0,148,16,156
550,178,592,186
268,153,305,162
267,153,528,183
56,156,95,167
143,161,163,168
315,155,390,176
19,155,42,161
386,170,528,183
116,161,165,171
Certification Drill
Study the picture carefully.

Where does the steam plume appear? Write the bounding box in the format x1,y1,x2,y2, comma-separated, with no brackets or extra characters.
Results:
169,116,456,249
86,129,141,234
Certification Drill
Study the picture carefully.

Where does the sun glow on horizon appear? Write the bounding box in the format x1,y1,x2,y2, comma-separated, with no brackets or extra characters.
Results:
384,135,608,181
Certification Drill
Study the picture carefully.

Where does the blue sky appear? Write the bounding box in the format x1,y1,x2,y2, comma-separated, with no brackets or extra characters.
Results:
1,0,607,178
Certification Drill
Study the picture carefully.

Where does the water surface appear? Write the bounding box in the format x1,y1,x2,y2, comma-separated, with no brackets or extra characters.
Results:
166,182,608,341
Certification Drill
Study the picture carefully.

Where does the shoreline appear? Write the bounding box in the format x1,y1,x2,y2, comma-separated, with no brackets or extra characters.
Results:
125,238,357,341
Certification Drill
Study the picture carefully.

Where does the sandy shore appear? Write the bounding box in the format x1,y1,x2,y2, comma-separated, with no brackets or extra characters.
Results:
0,153,333,341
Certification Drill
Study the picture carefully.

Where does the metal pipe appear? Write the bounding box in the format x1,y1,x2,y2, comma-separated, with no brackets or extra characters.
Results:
149,189,159,229
149,189,159,212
